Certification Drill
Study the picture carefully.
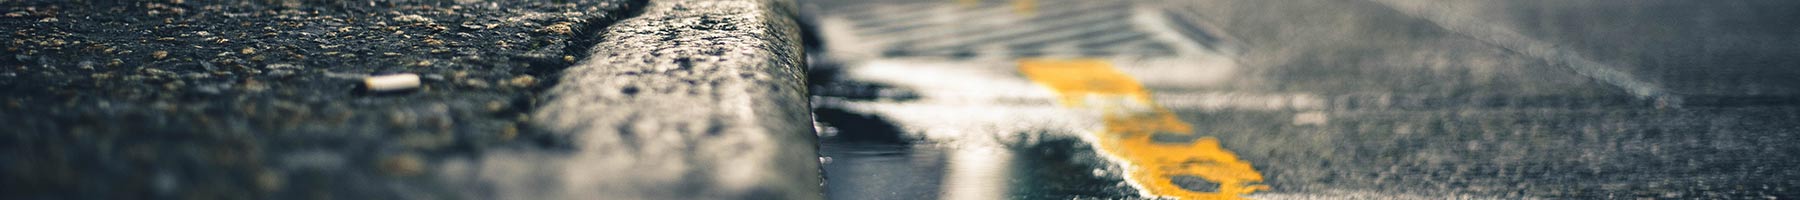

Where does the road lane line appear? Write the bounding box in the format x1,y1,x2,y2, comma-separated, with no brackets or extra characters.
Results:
1018,58,1268,199
1012,0,1036,15
871,2,1133,50
1367,0,1682,107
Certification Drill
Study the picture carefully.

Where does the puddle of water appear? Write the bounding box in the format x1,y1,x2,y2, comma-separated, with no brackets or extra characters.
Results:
810,58,1270,200
1018,58,1267,199
820,138,1153,199
814,106,1135,199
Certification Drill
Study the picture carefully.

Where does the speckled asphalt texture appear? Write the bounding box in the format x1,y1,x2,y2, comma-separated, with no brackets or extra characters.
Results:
0,0,648,199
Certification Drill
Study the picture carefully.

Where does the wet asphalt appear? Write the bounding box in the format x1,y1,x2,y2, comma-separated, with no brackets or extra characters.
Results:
805,0,1800,199
1,0,642,199
4,0,1799,199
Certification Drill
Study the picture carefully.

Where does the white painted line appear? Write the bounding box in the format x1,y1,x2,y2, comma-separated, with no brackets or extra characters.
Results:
1367,0,1681,106
837,59,1094,143
1131,5,1212,56
1250,190,1530,200
863,1,1132,49
894,10,1128,51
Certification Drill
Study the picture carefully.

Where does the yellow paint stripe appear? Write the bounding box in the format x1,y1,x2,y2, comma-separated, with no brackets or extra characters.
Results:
1013,0,1036,15
1019,58,1268,200
956,0,979,8
952,0,1034,15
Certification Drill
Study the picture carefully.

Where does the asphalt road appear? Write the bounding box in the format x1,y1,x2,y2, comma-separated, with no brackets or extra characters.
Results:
1,0,644,199
6,0,1798,199
5,0,838,198
804,0,1800,199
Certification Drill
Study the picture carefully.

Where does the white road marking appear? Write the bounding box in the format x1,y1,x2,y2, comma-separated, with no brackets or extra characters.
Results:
894,11,1129,52
1367,0,1680,106
1130,5,1212,55
1250,190,1530,200
837,60,1096,142
865,1,1132,49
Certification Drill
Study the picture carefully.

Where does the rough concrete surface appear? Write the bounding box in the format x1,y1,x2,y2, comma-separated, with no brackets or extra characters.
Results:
469,0,821,199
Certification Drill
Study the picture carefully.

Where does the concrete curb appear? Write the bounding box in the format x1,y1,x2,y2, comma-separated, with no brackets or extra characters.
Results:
529,0,819,199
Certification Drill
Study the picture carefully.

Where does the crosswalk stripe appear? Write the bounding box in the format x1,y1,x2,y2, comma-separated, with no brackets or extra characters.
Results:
895,11,1133,53
822,0,1218,59
851,7,952,35
820,1,880,16
1158,9,1225,48
848,3,954,29
914,16,1135,53
840,2,941,25
864,2,1133,49
980,19,1137,50
1098,37,1155,53
847,0,1098,31
1011,26,1142,50
1076,31,1152,49
1116,40,1176,55
851,1,1064,35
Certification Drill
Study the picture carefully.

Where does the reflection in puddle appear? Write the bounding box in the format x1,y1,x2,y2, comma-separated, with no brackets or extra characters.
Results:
814,106,1133,199
819,137,1145,200
942,146,1011,200
1019,58,1267,199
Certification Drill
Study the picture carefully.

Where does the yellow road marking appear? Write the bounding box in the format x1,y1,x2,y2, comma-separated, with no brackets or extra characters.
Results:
954,0,1036,15
957,0,980,8
1013,0,1036,15
1019,58,1268,199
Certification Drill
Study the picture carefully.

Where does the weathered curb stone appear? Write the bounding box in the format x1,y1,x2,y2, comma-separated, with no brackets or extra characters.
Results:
516,0,819,199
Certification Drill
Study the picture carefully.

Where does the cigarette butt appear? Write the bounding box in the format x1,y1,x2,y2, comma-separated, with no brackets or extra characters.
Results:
364,73,421,92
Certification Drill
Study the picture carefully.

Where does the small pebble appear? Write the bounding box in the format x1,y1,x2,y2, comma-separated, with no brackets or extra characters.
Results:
393,14,433,24
505,75,537,88
545,22,573,35
266,63,302,70
364,73,421,92
499,124,518,141
485,101,507,113
243,79,267,92
378,153,425,176
256,171,283,191
461,79,490,89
